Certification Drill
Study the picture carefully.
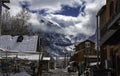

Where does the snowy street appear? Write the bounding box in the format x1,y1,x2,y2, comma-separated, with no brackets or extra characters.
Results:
0,69,78,76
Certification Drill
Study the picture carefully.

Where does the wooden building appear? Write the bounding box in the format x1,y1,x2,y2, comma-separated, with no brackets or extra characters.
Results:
70,40,98,73
70,40,97,62
97,0,120,76
40,51,56,72
75,40,95,52
0,35,45,75
0,35,41,52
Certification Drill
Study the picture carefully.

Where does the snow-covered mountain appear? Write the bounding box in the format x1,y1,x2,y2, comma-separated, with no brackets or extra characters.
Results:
33,15,89,57
88,32,97,43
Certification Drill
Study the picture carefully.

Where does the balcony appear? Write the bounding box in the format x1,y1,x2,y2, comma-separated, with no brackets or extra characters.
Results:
100,30,117,46
100,13,120,46
107,13,120,29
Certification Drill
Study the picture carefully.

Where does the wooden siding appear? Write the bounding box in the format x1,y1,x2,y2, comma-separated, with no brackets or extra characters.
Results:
75,40,95,51
70,40,96,63
100,8,106,29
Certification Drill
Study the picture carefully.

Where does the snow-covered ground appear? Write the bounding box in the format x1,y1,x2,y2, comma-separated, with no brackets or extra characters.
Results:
0,71,30,76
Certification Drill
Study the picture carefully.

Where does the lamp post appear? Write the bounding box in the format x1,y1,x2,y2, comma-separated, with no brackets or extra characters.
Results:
96,15,100,66
0,1,2,35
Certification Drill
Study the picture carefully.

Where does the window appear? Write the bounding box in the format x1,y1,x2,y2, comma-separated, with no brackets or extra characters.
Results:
85,42,90,48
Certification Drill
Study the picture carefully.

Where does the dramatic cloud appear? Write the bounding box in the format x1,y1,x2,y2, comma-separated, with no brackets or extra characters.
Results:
7,0,106,37
3,0,106,56
43,0,106,36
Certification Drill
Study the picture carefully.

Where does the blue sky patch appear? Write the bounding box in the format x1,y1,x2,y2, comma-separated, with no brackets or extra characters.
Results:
38,9,48,16
29,10,38,13
19,1,86,17
54,1,86,17
19,1,30,9
55,5,81,17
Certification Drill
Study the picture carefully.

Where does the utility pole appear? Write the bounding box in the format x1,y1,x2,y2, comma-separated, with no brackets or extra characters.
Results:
0,1,2,35
96,15,100,67
0,0,10,35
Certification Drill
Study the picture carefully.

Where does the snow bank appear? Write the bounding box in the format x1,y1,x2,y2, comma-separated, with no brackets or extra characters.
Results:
0,72,30,76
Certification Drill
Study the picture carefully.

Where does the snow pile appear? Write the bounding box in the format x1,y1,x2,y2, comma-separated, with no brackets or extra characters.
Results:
0,71,30,76
10,71,30,76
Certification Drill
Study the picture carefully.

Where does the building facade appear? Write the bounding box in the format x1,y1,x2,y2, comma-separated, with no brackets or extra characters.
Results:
97,0,120,76
70,40,97,74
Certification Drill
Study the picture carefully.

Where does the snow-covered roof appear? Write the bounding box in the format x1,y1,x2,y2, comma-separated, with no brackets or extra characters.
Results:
0,35,38,52
0,48,5,51
0,52,43,60
43,57,51,60
18,55,40,60
89,62,99,66
0,55,40,60
53,57,70,60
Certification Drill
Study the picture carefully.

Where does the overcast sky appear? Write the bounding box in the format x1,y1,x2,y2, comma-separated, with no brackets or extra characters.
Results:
6,0,106,37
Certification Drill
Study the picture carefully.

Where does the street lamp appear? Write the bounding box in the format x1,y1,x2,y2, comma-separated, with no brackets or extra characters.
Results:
96,15,100,66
